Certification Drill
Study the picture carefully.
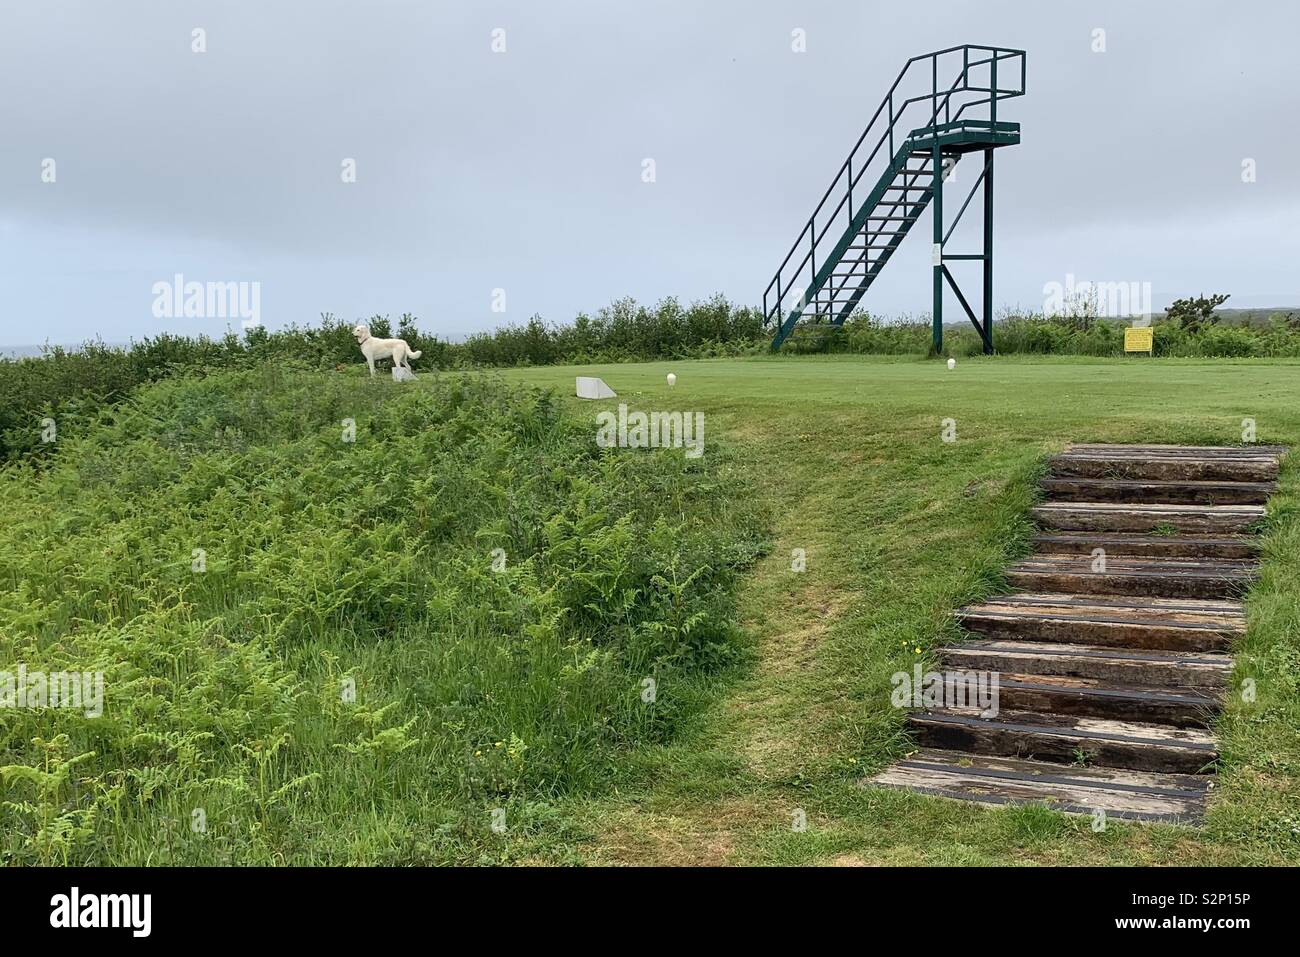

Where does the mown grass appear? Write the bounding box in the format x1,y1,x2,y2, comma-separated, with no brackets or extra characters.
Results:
497,354,1300,865
0,364,766,864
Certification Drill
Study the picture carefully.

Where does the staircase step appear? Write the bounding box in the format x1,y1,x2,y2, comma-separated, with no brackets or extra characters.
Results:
1032,531,1258,560
907,708,1218,774
941,640,1232,690
1050,445,1283,482
957,593,1244,652
1006,554,1256,599
1041,477,1275,505
867,748,1209,823
1033,502,1265,534
992,672,1220,727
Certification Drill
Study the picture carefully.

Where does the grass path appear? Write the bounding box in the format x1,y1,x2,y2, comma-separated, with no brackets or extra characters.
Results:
499,355,1300,865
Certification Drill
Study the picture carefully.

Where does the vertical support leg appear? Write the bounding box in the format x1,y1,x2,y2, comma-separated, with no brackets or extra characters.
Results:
932,144,944,355
982,147,994,355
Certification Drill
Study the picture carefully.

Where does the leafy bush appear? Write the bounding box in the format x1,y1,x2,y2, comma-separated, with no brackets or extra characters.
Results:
0,366,767,863
457,295,765,367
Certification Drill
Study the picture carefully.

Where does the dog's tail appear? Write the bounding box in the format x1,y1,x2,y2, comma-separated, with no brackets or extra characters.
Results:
408,349,422,359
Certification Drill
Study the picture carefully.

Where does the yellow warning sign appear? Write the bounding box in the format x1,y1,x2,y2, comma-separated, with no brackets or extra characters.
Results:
1124,327,1154,355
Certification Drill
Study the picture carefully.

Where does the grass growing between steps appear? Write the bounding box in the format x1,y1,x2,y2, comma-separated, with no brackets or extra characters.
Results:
497,354,1300,865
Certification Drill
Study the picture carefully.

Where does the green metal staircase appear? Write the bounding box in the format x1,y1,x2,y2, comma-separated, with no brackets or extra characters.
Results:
764,45,1026,353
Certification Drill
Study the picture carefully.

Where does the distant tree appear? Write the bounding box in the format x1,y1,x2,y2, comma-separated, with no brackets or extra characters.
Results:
1166,293,1229,333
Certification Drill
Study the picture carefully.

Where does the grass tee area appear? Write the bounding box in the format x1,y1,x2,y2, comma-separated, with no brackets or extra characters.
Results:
1,353,1297,865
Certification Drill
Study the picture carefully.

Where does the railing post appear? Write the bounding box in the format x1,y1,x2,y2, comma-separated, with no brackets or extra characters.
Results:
932,136,944,355
982,147,994,354
931,55,938,126
945,52,952,124
930,50,944,354
991,53,998,126
888,93,894,156
809,224,817,308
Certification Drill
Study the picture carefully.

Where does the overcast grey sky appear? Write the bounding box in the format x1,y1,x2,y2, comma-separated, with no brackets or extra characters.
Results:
2,0,1298,346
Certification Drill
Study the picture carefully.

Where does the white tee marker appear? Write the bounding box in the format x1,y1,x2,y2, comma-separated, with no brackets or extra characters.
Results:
666,373,677,387
947,358,956,370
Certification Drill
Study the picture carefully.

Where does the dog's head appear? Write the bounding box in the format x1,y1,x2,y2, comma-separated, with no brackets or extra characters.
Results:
352,323,369,343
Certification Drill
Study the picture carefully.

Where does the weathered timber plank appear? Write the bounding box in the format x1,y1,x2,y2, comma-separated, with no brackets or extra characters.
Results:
959,594,1243,650
1041,477,1275,505
1033,502,1265,534
907,708,1217,774
1006,554,1255,600
1048,452,1280,482
941,639,1232,689
897,748,1211,792
1033,532,1258,560
975,593,1246,618
992,672,1220,727
869,749,1208,821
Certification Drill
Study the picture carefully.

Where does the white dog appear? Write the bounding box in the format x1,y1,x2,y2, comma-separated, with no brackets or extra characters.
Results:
353,323,422,377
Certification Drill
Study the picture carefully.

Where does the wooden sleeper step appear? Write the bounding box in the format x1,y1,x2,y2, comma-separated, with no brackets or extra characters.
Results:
957,593,1245,651
868,748,1209,823
991,672,1221,728
1033,502,1265,534
907,707,1218,774
1032,531,1258,560
1006,553,1257,599
941,639,1232,690
1050,444,1283,483
1041,477,1276,505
